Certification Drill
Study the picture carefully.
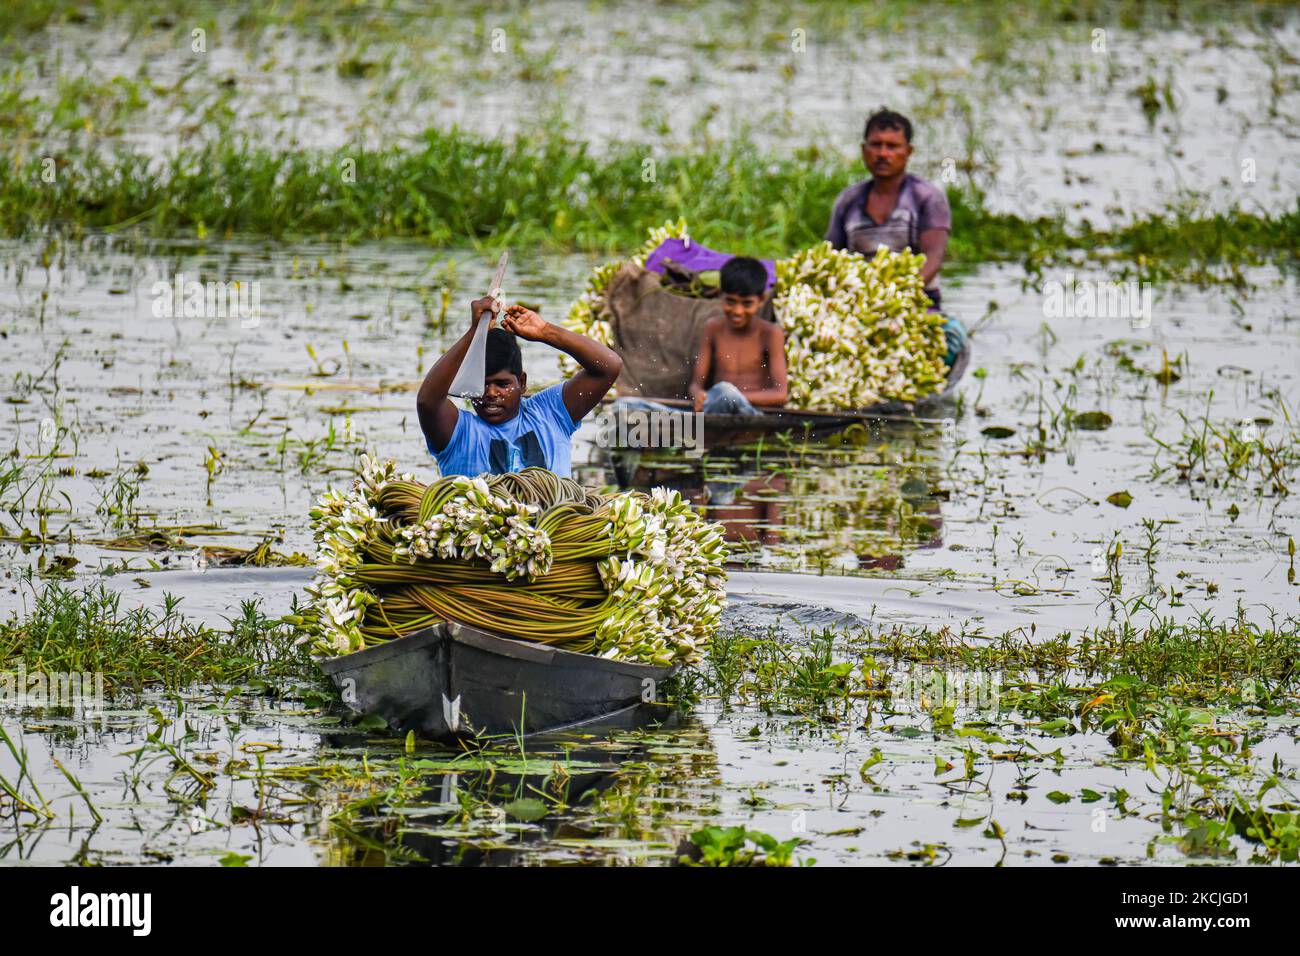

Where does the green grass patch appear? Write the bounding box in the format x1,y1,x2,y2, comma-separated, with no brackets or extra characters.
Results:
3,129,1295,281
0,582,318,695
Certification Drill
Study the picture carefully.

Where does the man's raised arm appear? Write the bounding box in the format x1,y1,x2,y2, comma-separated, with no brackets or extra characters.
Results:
498,305,623,422
416,295,498,452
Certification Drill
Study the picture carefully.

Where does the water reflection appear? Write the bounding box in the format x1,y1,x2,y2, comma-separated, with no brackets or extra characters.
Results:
320,709,720,867
582,420,950,574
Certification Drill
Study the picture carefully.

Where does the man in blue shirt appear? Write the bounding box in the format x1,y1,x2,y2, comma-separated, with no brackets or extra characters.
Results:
416,296,622,478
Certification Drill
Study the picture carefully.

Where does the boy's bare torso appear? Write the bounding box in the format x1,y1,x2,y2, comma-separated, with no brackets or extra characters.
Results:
706,319,777,392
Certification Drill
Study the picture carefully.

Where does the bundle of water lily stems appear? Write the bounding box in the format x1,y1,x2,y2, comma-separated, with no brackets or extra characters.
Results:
293,457,728,665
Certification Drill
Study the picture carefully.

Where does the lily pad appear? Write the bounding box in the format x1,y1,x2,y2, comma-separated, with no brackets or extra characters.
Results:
1074,411,1113,431
503,798,549,822
1046,790,1072,804
1037,718,1076,736
901,477,929,497
1106,491,1133,508
981,426,1016,439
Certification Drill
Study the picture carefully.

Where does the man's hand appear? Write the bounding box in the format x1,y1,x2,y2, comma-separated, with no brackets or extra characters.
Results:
917,228,947,288
692,390,706,413
500,304,548,341
470,295,500,327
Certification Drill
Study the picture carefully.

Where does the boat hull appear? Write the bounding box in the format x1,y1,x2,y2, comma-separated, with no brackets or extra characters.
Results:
318,621,678,740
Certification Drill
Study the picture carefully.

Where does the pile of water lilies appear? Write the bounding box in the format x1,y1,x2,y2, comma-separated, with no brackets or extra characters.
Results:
564,220,948,408
775,242,948,407
292,457,728,666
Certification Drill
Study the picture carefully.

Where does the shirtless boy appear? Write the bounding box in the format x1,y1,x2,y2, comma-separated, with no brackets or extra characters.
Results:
686,257,788,415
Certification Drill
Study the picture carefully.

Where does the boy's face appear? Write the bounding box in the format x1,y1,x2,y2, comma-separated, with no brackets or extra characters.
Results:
472,369,525,424
722,292,766,331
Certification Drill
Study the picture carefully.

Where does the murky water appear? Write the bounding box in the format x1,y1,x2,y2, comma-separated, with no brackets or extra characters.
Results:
3,234,1295,613
3,573,1297,866
2,230,1296,865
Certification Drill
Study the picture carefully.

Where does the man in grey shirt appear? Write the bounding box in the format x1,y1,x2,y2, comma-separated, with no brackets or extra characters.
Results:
825,109,951,308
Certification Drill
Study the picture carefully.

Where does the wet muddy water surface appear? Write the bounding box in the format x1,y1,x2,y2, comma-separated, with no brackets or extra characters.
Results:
1,233,1296,865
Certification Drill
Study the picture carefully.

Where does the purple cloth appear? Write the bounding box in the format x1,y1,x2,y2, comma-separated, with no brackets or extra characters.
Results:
643,238,776,291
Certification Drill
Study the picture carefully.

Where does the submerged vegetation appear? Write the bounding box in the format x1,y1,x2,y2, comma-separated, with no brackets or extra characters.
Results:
689,611,1300,714
678,611,1300,863
5,583,1297,864
1148,399,1300,498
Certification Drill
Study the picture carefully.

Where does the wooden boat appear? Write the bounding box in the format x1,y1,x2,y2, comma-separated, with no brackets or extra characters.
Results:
318,620,678,741
603,337,972,448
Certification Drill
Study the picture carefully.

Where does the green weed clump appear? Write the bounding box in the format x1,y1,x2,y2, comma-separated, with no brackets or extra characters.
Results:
678,825,810,866
1,130,1295,280
0,582,317,694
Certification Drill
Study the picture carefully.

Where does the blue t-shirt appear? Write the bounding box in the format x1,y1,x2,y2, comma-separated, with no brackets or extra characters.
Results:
429,383,582,478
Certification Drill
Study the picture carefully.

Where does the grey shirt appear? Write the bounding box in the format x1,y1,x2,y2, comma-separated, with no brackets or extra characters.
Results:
825,174,951,293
